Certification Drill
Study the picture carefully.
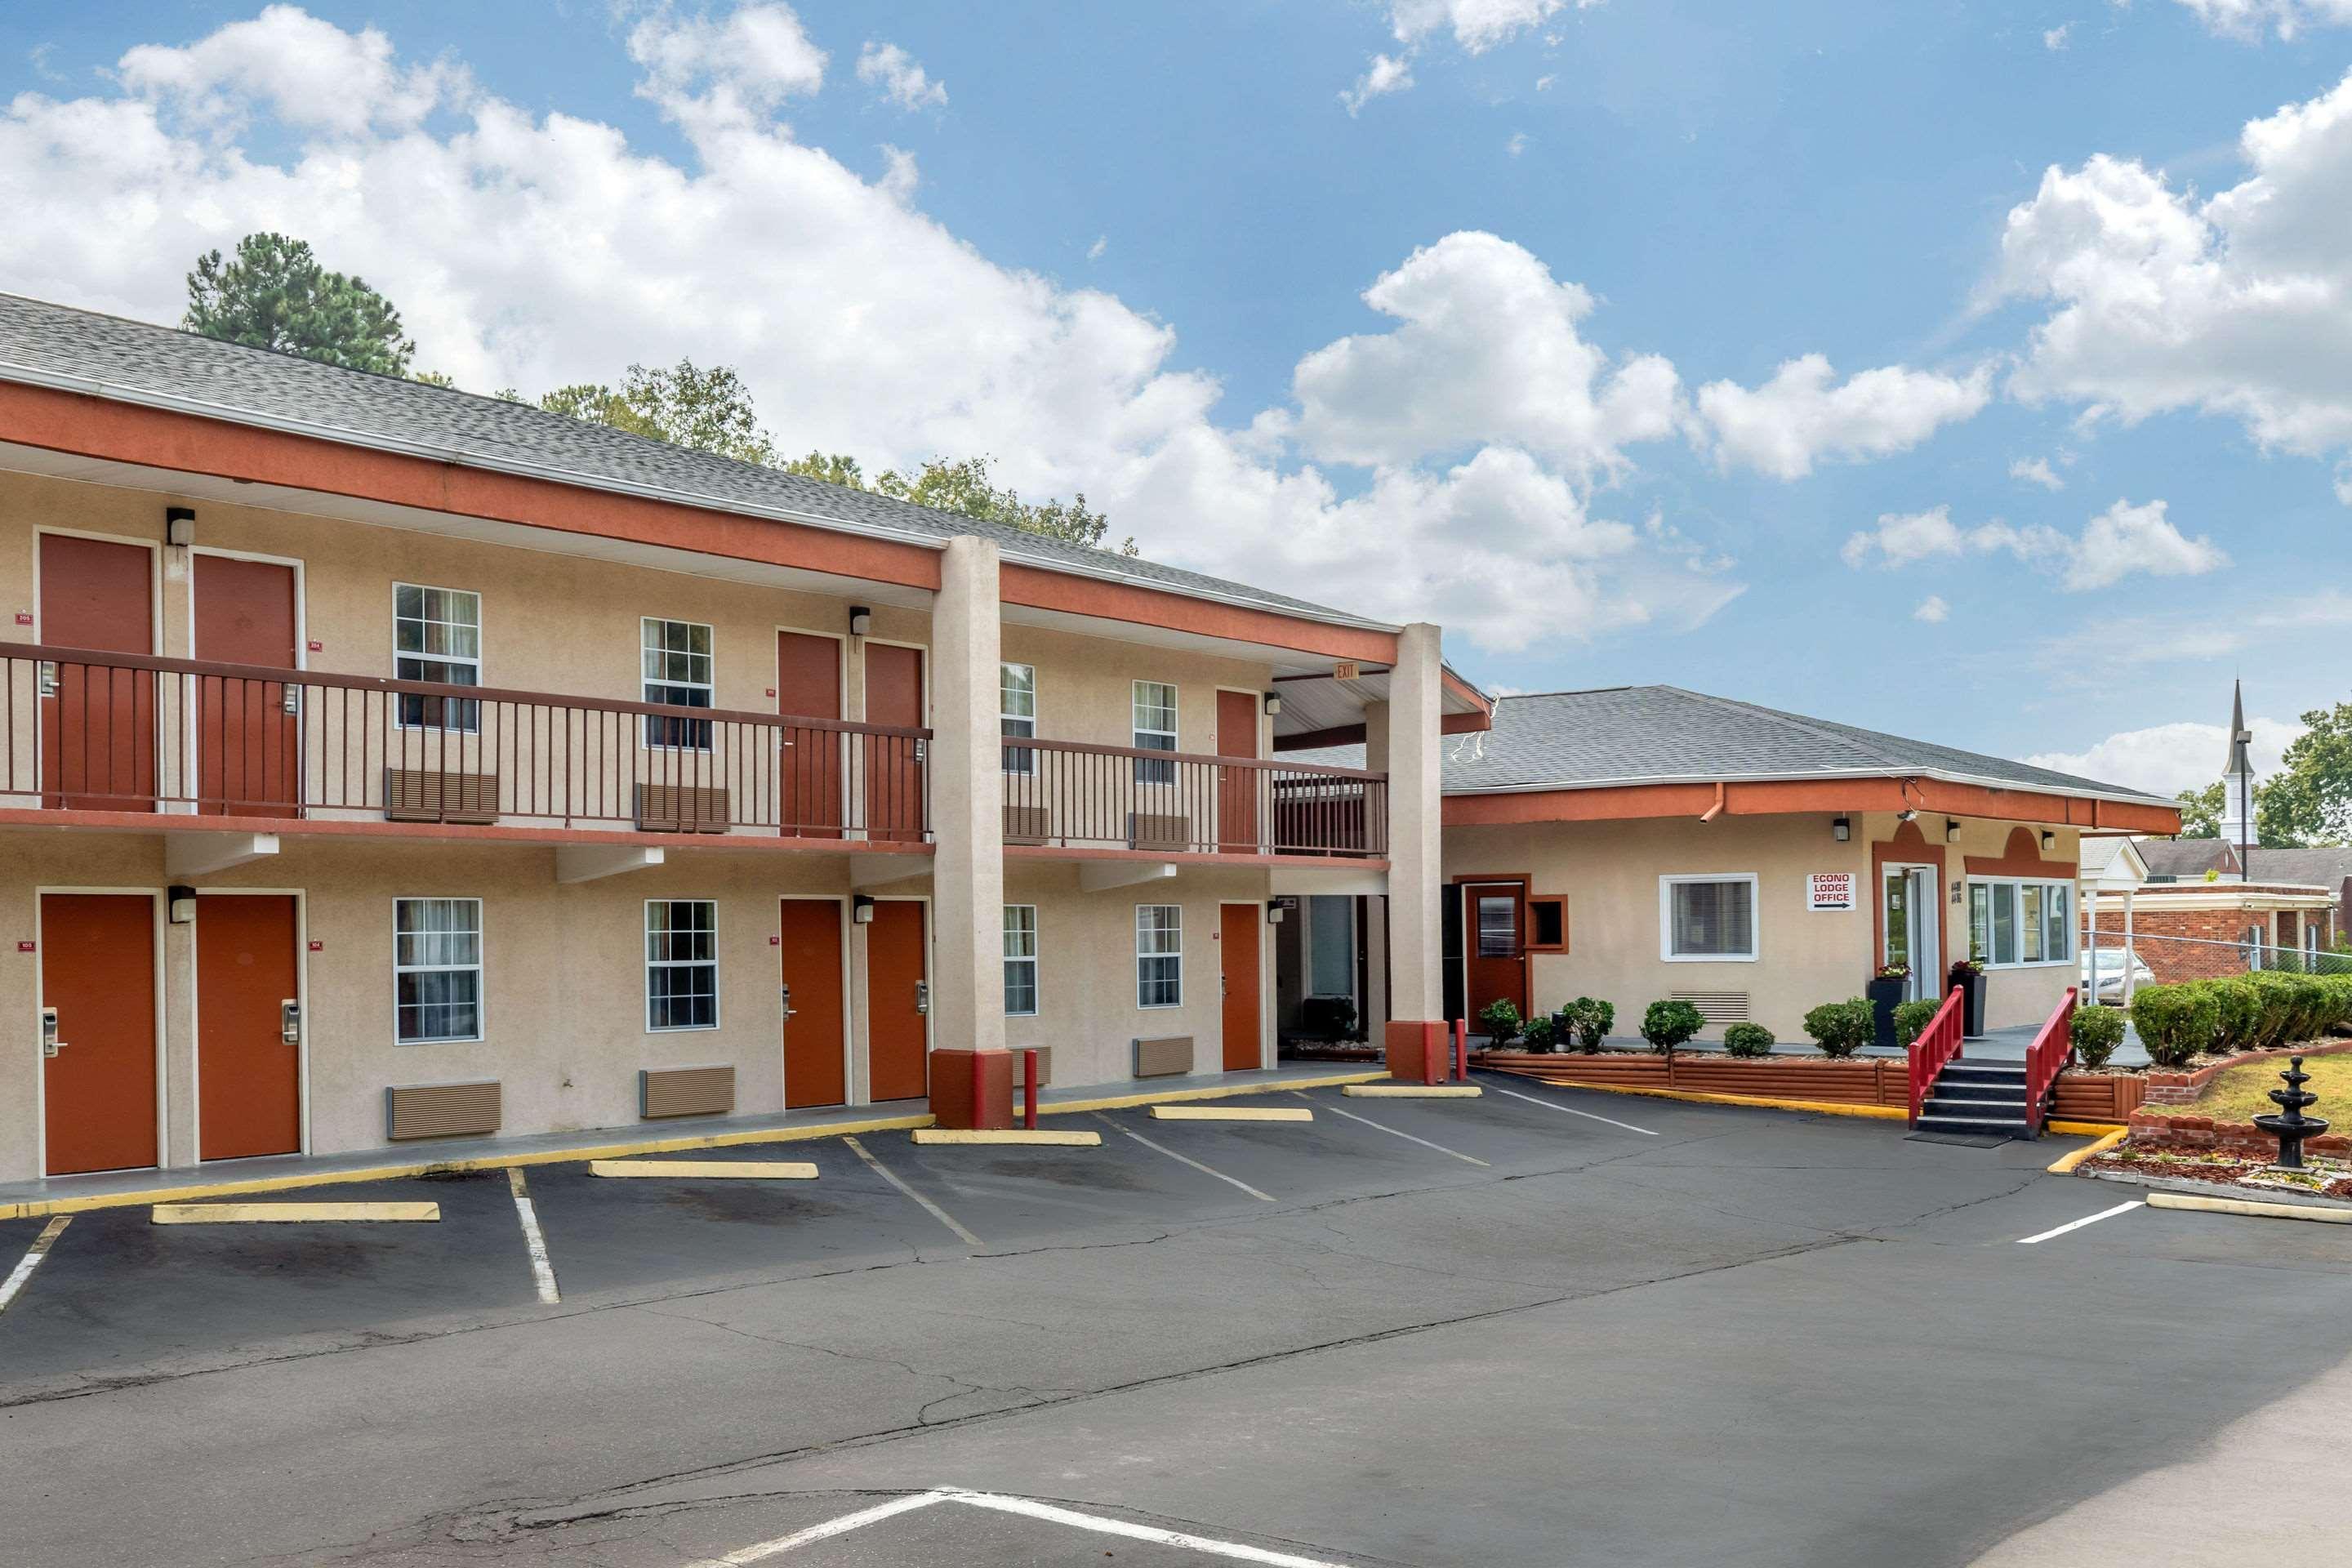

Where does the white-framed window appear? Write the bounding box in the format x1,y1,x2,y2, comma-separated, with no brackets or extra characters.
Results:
394,583,480,733
1137,902,1182,1008
394,897,483,1044
1306,894,1356,999
646,898,719,1030
1001,662,1037,776
1004,903,1039,1016
1659,874,1759,961
642,617,714,750
1965,878,2074,968
1132,680,1177,786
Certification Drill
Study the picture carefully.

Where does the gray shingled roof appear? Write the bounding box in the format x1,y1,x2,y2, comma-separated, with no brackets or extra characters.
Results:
0,292,1379,630
1290,686,2173,804
2140,839,2352,888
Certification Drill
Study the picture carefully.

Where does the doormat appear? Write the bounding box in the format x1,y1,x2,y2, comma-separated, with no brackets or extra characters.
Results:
1904,1129,2016,1148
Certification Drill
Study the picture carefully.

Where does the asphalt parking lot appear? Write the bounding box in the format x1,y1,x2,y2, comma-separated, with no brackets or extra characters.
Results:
4,1076,2348,1567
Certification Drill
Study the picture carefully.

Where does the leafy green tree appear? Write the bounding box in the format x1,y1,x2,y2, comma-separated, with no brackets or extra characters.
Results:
2172,777,2301,845
539,361,778,465
872,455,1136,555
2175,782,2223,838
2260,702,2352,845
784,451,866,488
184,233,414,376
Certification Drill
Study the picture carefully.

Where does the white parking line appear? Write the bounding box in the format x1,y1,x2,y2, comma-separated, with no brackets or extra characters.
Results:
507,1168,562,1303
1489,1085,1659,1136
1095,1112,1276,1202
684,1489,959,1566
2017,1200,2143,1245
0,1216,70,1313
845,1136,982,1246
1298,1094,1488,1167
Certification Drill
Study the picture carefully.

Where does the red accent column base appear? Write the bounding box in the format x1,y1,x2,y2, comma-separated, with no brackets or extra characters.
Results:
1384,1020,1444,1085
930,1049,1013,1129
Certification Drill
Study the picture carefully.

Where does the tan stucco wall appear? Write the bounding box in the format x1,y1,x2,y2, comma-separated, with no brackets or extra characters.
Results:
1442,812,2080,1043
1000,620,1272,758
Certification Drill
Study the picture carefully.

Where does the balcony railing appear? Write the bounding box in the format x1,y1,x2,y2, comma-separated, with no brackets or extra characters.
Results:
1002,736,1387,858
1,643,930,840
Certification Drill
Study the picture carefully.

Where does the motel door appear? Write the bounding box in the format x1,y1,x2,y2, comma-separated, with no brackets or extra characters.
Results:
865,900,929,1102
1219,902,1263,1071
1462,882,1529,1030
1215,689,1261,853
37,534,158,811
194,555,302,816
780,898,848,1108
862,644,925,844
1882,866,1941,1005
777,632,844,838
196,894,302,1160
38,893,159,1175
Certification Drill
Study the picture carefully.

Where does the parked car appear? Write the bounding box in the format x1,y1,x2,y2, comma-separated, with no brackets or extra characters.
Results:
2079,947,2154,1002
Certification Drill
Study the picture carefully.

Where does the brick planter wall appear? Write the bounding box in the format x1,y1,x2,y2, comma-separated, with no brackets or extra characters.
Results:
2140,1037,2352,1106
2124,1111,2350,1160
1478,1052,2149,1123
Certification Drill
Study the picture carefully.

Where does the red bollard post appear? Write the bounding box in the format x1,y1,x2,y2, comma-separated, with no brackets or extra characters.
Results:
1022,1049,1039,1130
1454,1018,1469,1081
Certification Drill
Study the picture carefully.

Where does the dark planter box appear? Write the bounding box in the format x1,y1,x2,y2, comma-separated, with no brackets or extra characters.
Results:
1948,966,1987,1037
1866,977,1905,1050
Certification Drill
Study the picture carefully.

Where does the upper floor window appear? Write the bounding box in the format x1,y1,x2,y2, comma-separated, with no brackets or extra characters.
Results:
1001,662,1037,776
1133,680,1177,786
394,584,480,733
642,617,713,751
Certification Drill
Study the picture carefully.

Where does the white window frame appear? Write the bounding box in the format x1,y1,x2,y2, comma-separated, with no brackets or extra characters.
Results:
393,583,482,733
1658,873,1761,963
1964,877,2074,969
644,898,721,1031
1004,903,1040,1017
1000,662,1037,777
1137,902,1183,1009
641,616,715,752
392,896,483,1045
1132,679,1178,786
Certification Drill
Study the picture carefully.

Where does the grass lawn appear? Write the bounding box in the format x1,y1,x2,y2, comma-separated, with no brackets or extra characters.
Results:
2196,1052,2352,1123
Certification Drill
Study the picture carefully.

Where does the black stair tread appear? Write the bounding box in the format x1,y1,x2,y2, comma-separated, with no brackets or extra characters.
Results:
1941,1062,2029,1076
1924,1096,2029,1111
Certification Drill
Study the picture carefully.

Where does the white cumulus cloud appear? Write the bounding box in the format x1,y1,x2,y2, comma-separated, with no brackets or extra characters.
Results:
1695,354,1993,480
1341,52,1415,114
856,42,946,111
2010,455,2067,491
2028,716,2301,796
2043,22,2074,49
1913,594,1949,623
2173,1,2352,38
1388,0,1592,52
1840,499,2225,589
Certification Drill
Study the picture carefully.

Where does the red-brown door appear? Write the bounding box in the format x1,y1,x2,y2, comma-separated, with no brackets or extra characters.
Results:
197,894,301,1160
862,643,925,844
1463,882,1529,1031
1216,688,1261,853
38,534,157,811
865,900,929,1101
781,898,847,1109
39,893,158,1175
194,555,301,816
777,631,844,838
1220,902,1263,1071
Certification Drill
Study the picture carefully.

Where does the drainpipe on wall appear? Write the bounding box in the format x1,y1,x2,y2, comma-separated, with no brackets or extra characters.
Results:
1699,782,1726,823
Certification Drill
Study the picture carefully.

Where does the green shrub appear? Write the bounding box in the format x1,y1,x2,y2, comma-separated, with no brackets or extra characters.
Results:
2205,978,2265,1054
1802,998,1873,1059
2070,1004,2127,1069
1477,998,1523,1049
2131,983,2218,1067
1641,998,1705,1055
1891,999,1940,1049
1518,1013,1558,1054
1722,1022,1775,1058
1563,996,1614,1053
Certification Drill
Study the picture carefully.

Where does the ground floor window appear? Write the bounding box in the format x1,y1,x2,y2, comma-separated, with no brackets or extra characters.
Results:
1004,904,1039,1016
1660,874,1757,961
646,899,719,1030
1137,903,1182,1008
394,897,482,1043
1967,878,2071,967
1305,895,1355,999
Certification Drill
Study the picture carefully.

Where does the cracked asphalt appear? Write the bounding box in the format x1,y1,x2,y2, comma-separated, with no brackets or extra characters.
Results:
3,1076,2347,1566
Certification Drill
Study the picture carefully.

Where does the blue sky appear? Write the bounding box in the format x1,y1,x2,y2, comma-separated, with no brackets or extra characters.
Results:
7,1,2352,796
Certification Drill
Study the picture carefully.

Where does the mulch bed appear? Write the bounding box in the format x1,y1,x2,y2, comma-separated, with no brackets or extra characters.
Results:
2086,1148,2352,1202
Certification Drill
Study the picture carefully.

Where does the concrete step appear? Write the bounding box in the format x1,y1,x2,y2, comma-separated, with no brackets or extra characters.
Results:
1914,1113,2034,1139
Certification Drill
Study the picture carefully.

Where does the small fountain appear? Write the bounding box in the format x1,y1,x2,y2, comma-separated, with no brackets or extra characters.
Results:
2252,1055,2330,1170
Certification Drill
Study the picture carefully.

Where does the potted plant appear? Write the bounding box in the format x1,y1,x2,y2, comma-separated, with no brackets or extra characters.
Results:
1948,956,1987,1037
1865,964,1909,1049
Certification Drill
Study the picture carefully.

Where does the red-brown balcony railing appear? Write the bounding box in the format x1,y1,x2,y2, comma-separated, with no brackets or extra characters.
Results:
1002,735,1387,858
1,643,930,840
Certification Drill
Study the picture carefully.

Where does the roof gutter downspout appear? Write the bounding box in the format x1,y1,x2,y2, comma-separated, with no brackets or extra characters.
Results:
1699,782,1726,823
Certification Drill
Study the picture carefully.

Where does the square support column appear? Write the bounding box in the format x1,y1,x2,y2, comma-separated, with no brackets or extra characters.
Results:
929,537,1008,1120
1369,621,1445,1036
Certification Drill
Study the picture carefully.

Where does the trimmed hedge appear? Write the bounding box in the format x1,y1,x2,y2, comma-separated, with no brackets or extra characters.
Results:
1722,1022,1775,1058
2128,972,2352,1067
1802,998,1873,1059
1891,999,1940,1050
2070,1004,2126,1069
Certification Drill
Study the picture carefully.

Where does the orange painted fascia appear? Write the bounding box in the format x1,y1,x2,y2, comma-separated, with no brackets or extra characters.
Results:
999,562,1396,662
0,381,945,589
1446,776,2183,831
1441,668,1495,727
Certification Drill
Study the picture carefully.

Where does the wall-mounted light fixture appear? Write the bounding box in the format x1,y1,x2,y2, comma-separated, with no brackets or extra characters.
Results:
2041,829,2056,853
1896,808,1918,823
852,893,875,925
1831,815,1851,842
165,506,196,547
167,884,197,924
1945,818,1962,844
1263,693,1282,717
1267,899,1288,924
848,605,873,637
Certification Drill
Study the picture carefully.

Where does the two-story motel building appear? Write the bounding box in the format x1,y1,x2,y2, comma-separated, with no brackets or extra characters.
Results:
0,295,1489,1184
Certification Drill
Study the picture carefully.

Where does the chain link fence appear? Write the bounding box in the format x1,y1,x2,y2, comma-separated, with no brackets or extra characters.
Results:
2082,928,2352,1002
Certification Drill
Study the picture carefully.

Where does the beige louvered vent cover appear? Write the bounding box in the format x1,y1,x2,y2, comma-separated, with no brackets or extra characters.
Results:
641,1064,736,1120
1671,990,1752,1024
385,1080,501,1141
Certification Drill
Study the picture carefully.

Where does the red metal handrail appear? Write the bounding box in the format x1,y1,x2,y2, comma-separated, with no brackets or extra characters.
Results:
2021,987,2078,1136
1905,987,1967,1125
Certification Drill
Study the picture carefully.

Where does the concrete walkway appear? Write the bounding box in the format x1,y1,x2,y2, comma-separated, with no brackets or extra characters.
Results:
1540,1017,2150,1067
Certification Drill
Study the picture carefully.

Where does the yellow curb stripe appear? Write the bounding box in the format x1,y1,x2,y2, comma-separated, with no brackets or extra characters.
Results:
910,1129,1102,1147
2147,1191,2352,1224
1150,1105,1312,1122
1036,1071,1383,1116
2047,1127,2129,1174
0,1111,934,1222
152,1201,439,1223
590,1159,821,1178
1486,1077,1909,1119
2047,1119,2125,1135
1343,1085,1483,1098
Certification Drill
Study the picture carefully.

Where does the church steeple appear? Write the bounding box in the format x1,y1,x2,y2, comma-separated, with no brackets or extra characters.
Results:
2219,679,2256,877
